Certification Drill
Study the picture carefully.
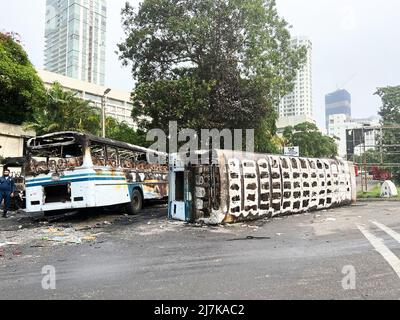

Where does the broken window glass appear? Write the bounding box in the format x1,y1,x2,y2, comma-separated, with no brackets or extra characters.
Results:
27,144,84,175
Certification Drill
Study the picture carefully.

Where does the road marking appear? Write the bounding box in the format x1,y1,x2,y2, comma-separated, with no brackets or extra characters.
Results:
370,220,400,244
357,224,400,279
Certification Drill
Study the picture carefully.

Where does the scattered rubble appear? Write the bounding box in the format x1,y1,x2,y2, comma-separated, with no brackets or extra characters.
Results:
0,211,116,255
12,249,22,256
40,227,100,245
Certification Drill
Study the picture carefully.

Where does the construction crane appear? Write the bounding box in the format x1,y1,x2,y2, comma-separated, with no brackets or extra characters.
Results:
336,73,357,91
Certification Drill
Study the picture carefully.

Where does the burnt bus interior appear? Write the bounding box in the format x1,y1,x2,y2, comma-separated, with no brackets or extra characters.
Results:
26,132,85,176
26,134,85,205
26,132,168,174
26,144,84,176
169,151,223,221
191,164,221,219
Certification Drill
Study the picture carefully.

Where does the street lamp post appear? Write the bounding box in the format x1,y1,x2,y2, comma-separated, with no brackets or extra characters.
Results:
101,88,111,138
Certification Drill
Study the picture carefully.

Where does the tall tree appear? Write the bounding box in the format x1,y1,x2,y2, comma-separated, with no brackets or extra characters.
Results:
106,117,149,147
24,83,147,145
118,0,306,152
0,32,45,125
283,122,338,158
24,83,100,135
375,86,400,182
376,86,400,125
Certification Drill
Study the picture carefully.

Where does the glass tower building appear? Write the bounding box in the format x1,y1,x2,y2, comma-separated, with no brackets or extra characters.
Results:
44,0,107,85
325,89,352,130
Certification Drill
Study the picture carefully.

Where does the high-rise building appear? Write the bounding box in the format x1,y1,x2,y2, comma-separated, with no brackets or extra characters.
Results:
278,37,313,119
44,0,107,85
325,89,351,130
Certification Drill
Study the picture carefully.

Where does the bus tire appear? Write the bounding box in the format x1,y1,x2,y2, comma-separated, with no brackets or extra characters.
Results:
127,189,143,215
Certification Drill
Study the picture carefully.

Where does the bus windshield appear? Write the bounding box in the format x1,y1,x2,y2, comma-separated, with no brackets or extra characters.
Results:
26,131,168,176
26,144,84,176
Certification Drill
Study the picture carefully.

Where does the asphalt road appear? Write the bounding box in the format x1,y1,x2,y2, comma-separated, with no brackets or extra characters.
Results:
1,201,400,300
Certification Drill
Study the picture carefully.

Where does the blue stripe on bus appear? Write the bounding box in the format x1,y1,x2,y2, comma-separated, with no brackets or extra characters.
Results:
26,173,124,183
26,177,127,188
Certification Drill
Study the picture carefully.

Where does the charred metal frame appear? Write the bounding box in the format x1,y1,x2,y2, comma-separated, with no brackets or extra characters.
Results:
169,150,356,224
26,132,167,176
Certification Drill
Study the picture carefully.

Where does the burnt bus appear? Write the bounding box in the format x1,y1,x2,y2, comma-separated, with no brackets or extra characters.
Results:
168,149,357,224
25,132,168,216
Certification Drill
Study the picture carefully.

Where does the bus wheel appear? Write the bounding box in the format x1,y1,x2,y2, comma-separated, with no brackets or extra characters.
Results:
127,189,143,215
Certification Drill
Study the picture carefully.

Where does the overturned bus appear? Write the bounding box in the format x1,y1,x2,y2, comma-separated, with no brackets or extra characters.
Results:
168,150,357,224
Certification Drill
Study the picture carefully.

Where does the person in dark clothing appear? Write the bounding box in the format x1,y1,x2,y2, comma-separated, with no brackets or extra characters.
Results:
0,169,15,218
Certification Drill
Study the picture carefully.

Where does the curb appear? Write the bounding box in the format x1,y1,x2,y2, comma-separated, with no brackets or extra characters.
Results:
357,198,400,202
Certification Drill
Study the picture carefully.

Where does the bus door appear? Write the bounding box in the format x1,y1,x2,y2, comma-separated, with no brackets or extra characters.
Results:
168,154,191,222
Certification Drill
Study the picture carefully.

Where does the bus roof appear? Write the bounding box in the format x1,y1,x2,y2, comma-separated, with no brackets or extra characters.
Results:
1,157,27,168
26,131,167,157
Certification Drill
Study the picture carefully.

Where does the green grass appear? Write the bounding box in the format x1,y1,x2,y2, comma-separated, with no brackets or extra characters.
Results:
357,184,400,199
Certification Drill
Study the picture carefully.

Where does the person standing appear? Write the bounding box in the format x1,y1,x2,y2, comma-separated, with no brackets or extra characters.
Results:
0,169,15,218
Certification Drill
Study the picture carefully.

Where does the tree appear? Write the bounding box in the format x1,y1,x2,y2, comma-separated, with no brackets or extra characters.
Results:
375,86,400,182
0,32,45,125
118,0,306,152
283,122,338,158
105,117,149,147
353,149,382,165
24,83,100,135
376,86,400,125
24,83,147,146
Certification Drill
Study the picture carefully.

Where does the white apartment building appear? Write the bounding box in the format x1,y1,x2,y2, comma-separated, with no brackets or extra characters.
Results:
38,70,136,128
328,114,380,158
44,0,107,85
276,114,316,136
278,37,313,119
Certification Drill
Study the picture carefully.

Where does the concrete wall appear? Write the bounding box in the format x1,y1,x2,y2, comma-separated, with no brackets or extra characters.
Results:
0,122,35,174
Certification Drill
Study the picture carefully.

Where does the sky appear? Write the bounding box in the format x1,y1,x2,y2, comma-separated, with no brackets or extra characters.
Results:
1,0,399,128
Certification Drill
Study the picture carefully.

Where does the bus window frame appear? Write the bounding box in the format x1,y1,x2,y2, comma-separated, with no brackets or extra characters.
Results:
105,145,120,169
90,143,107,167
